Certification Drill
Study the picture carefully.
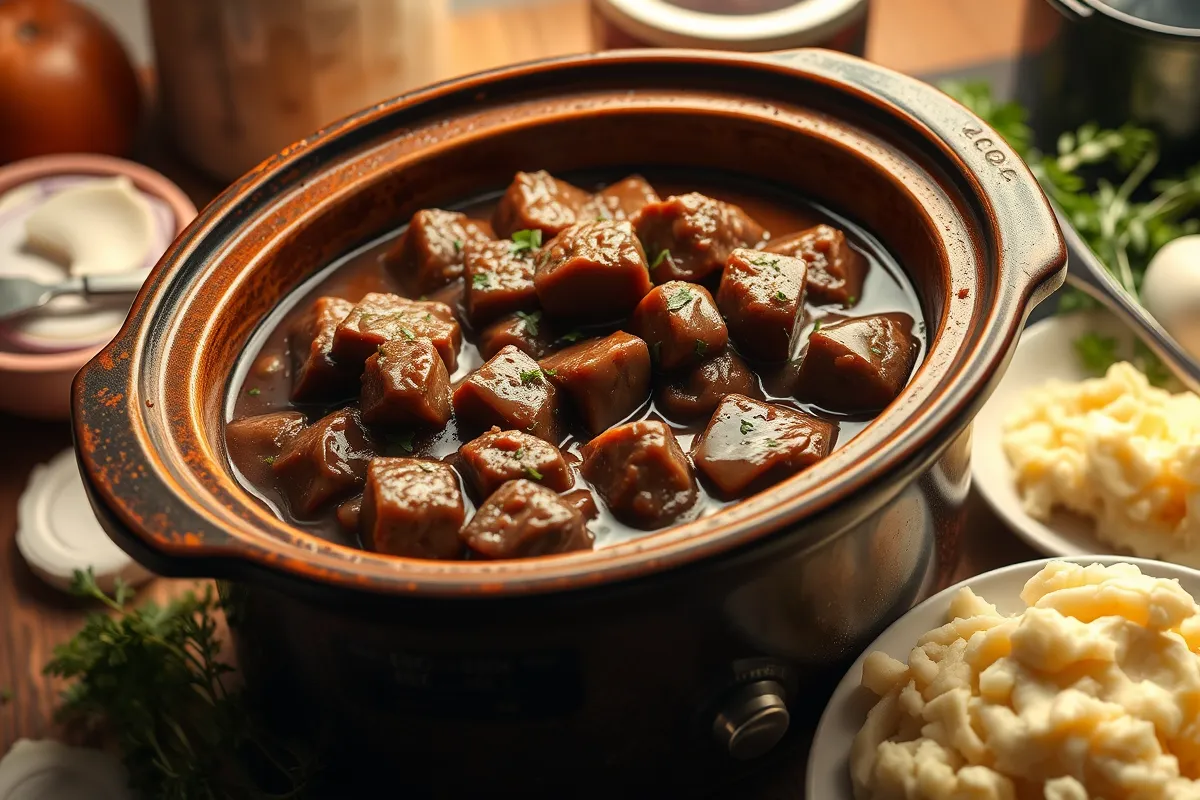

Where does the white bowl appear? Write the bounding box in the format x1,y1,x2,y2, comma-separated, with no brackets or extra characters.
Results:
970,310,1142,559
805,554,1200,798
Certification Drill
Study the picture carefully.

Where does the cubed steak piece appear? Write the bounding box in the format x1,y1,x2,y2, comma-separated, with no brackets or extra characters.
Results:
492,170,591,239
273,408,377,516
692,394,836,498
336,496,362,536
360,458,465,559
796,313,918,413
633,192,765,284
580,420,697,529
628,281,727,371
452,345,562,442
463,237,539,326
383,208,493,294
289,296,357,402
478,311,557,360
765,224,867,306
717,248,808,362
582,174,660,221
360,338,452,427
225,411,306,486
331,293,461,372
657,349,763,422
539,331,651,434
459,427,574,498
460,479,593,560
534,220,652,321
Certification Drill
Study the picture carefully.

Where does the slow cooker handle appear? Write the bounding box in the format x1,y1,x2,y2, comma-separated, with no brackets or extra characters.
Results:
763,47,1066,303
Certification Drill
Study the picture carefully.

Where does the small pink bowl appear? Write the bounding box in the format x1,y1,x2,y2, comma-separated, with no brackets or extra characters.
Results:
0,155,197,420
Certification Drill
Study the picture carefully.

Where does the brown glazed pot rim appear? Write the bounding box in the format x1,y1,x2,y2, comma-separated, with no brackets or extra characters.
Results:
72,49,1065,599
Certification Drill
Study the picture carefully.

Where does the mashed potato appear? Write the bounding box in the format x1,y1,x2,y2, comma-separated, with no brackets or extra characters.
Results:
850,561,1200,800
1003,361,1200,567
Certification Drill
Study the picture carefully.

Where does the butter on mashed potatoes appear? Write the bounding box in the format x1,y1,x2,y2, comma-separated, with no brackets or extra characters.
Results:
1003,361,1200,567
850,561,1200,800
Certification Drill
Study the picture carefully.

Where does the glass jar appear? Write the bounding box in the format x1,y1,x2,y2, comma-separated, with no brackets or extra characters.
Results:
148,0,447,182
591,0,870,55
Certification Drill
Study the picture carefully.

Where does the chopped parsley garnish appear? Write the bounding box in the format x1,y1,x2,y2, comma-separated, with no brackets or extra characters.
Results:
694,339,708,357
543,367,557,377
262,455,275,465
666,287,693,312
424,313,433,322
739,419,754,435
750,255,781,272
247,387,261,396
519,369,544,385
765,438,780,448
845,295,857,306
510,229,543,254
452,238,463,253
400,327,416,340
511,448,525,461
516,310,542,336
869,345,884,356
560,330,584,343
650,249,672,270
472,272,491,289
812,320,823,333
524,466,544,481
773,290,788,303
386,431,416,454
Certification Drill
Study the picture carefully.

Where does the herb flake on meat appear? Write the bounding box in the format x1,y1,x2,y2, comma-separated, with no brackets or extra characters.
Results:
524,466,544,481
516,310,541,336
666,287,693,312
519,369,545,385
694,339,708,356
510,229,543,254
740,419,754,435
650,249,672,270
473,272,492,289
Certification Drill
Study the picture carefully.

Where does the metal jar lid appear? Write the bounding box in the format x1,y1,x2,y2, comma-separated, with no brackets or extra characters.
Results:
16,448,153,592
593,0,870,51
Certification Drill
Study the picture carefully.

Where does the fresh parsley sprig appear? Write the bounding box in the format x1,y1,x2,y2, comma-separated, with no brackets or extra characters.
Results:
941,81,1200,385
44,570,312,800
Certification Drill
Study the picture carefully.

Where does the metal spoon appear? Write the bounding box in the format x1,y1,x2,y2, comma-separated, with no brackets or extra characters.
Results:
0,271,148,322
1053,204,1200,395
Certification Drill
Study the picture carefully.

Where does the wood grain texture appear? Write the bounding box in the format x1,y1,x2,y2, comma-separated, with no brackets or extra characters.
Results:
0,0,1040,794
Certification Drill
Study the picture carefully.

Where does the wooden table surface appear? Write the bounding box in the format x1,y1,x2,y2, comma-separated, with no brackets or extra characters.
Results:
0,0,1048,795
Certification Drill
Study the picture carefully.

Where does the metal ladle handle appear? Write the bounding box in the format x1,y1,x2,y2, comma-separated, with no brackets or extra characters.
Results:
1055,203,1200,394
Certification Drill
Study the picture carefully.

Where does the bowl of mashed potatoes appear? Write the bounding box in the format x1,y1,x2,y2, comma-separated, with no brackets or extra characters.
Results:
807,556,1200,799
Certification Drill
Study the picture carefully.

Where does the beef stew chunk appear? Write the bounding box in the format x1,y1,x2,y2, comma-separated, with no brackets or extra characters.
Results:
539,331,651,434
493,170,591,239
459,427,574,498
633,192,765,283
273,408,376,516
384,208,493,294
581,420,697,529
336,496,362,535
460,479,593,559
534,219,652,321
478,311,558,360
226,411,306,486
796,313,918,412
766,224,867,306
582,174,660,221
360,458,465,559
452,345,562,442
463,237,540,326
331,293,461,372
628,281,727,372
692,394,836,498
289,296,357,401
229,171,927,563
657,349,762,421
717,249,807,362
360,338,452,427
